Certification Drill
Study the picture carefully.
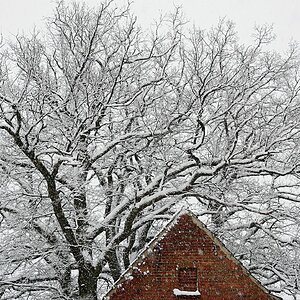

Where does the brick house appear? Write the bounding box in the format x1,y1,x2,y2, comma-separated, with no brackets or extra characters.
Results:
104,211,281,300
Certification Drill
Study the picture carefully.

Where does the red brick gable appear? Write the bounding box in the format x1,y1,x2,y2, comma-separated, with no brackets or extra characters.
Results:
104,211,281,300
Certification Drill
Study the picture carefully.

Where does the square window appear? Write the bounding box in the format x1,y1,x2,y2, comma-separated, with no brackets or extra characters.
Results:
178,267,198,291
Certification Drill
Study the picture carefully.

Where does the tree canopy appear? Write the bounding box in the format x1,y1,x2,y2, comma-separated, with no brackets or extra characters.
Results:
0,1,300,299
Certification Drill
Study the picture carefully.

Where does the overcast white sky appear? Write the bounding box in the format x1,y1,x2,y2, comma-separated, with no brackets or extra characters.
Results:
0,0,299,52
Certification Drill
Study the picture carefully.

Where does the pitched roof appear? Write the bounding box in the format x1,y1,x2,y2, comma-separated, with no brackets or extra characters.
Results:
104,210,282,300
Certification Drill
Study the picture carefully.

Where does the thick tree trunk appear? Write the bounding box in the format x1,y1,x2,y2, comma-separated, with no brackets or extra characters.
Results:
60,266,72,297
78,264,98,300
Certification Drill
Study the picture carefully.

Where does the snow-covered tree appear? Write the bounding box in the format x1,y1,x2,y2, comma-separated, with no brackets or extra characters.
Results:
0,1,300,299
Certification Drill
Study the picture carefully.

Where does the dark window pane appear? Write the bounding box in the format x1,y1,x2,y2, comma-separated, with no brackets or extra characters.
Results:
178,268,197,291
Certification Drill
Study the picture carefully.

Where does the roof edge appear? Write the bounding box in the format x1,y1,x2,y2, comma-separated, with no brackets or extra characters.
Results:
103,209,187,299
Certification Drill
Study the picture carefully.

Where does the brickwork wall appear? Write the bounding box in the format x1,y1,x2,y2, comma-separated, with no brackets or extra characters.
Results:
107,214,276,300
